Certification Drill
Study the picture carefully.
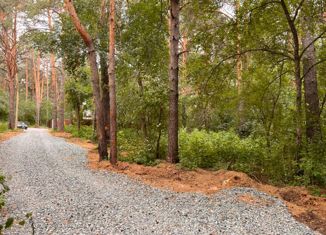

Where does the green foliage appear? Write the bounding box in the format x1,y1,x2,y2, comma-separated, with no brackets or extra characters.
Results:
4,218,14,229
118,129,162,166
0,90,8,121
65,125,94,140
0,122,8,133
18,99,36,125
300,142,326,186
179,129,264,171
65,66,93,122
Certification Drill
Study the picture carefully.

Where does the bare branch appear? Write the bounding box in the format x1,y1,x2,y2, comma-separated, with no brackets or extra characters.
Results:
300,58,326,81
177,50,189,57
299,30,326,59
292,0,305,22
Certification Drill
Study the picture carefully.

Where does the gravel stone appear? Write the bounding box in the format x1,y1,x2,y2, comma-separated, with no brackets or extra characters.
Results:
0,128,318,235
0,184,4,194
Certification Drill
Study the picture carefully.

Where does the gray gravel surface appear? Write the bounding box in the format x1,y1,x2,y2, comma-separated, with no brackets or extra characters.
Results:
0,128,317,235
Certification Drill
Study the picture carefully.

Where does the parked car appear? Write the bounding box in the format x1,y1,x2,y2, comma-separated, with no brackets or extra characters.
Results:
17,122,28,130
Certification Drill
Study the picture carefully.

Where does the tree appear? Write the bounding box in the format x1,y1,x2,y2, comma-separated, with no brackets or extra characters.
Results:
0,5,18,129
48,8,58,130
58,66,65,131
64,0,108,161
108,0,117,165
32,50,42,127
167,0,180,163
301,1,322,142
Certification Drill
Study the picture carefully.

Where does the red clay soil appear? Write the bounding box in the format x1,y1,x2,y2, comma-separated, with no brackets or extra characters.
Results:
0,130,22,143
52,131,326,234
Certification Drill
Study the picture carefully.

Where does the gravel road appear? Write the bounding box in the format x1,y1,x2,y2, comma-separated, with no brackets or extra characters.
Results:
0,128,317,235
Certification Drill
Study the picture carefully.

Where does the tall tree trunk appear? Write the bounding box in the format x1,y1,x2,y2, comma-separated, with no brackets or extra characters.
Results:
280,0,302,161
33,51,41,127
48,9,58,130
45,63,49,121
137,76,148,137
302,15,321,142
167,0,180,163
15,73,19,127
99,0,110,141
155,107,163,159
1,11,17,129
8,78,16,129
181,32,188,128
58,67,65,132
235,0,245,131
108,0,118,165
76,104,81,132
99,53,110,140
25,57,29,100
64,0,108,161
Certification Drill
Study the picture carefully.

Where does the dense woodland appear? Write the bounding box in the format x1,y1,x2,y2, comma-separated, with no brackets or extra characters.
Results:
0,0,325,187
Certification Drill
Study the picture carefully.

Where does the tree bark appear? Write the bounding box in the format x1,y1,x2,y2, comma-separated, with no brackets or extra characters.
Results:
99,52,110,140
32,50,41,127
15,73,19,127
302,15,321,142
235,0,245,130
137,76,148,137
25,57,29,100
156,107,163,159
167,0,180,163
76,104,81,132
280,0,302,161
0,11,17,129
99,0,110,141
58,67,65,132
108,0,118,165
64,0,108,161
48,9,58,130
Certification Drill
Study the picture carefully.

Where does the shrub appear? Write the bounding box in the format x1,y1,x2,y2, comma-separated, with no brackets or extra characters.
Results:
118,129,162,166
300,141,326,186
179,129,265,173
0,122,8,133
65,125,94,140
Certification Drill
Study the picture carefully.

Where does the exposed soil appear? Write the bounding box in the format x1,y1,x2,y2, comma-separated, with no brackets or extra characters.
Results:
52,131,326,234
0,130,22,143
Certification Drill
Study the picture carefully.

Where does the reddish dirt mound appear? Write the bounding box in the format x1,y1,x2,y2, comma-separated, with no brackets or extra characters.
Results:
52,131,326,234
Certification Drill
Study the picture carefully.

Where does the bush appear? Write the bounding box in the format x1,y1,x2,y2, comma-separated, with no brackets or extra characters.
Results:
0,122,8,133
179,129,265,173
65,125,94,140
118,129,162,166
300,141,326,186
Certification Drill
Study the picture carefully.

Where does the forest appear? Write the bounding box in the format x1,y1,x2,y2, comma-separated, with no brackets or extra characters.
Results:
0,0,325,188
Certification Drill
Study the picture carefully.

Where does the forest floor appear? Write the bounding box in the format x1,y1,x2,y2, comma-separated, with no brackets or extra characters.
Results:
52,131,326,234
0,130,22,143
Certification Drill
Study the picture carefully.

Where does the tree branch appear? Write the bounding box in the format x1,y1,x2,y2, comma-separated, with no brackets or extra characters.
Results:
292,0,305,22
300,58,326,81
299,30,326,59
